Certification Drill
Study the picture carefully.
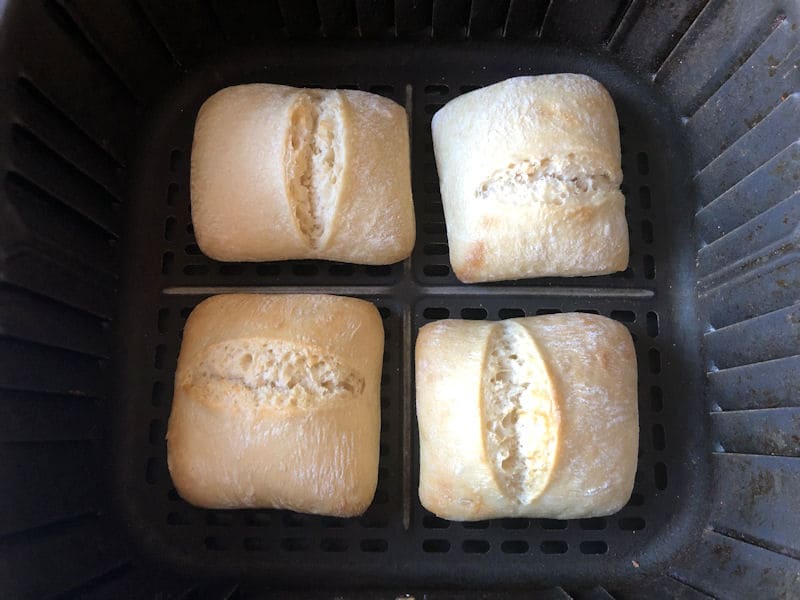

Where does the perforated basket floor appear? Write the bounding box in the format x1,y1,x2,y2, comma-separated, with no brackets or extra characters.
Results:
5,0,800,597
110,44,706,590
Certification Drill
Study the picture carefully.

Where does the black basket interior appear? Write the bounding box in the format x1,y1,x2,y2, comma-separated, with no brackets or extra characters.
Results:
1,1,799,598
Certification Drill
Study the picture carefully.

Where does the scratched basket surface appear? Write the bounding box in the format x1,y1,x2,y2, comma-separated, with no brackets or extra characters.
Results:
1,1,799,598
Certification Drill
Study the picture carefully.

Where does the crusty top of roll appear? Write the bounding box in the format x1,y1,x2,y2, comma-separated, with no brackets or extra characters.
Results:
432,74,622,208
431,74,628,282
416,313,638,520
190,84,415,264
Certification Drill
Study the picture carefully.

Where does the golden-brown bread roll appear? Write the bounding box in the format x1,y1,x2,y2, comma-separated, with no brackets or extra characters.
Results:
167,294,383,516
415,313,638,520
191,84,415,264
431,74,629,283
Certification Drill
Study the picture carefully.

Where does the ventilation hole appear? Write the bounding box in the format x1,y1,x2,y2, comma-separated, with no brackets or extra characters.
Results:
541,541,568,554
157,308,169,333
425,84,449,95
368,84,394,95
219,264,243,276
360,539,388,552
460,307,487,320
501,540,529,554
245,512,271,526
628,493,645,506
499,308,525,319
535,308,561,315
206,512,234,527
145,457,158,484
460,84,480,93
580,541,607,554
166,512,190,526
321,538,348,552
184,243,201,255
639,186,651,209
365,265,392,277
647,312,659,337
423,307,450,320
653,424,666,450
154,345,166,369
642,220,654,244
423,264,450,277
282,513,305,527
257,264,281,276
654,462,668,490
643,254,655,279
151,381,165,407
579,518,607,531
164,216,177,241
423,539,450,553
360,514,388,528
148,419,163,445
244,537,265,551
649,348,662,374
540,519,568,530
576,309,600,314
184,264,209,275
425,200,443,214
501,519,529,530
167,183,179,205
423,242,449,255
637,152,649,175
619,517,646,531
329,263,355,276
423,515,450,529
463,540,490,554
204,536,225,551
292,263,318,276
424,221,446,234
650,386,663,412
424,103,443,115
610,310,636,323
180,307,193,320
281,538,310,552
323,517,345,528
161,251,174,274
170,149,182,172
462,521,491,530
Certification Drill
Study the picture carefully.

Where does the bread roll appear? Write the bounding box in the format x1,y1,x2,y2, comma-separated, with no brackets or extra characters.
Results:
167,294,383,516
416,313,638,520
431,74,628,283
191,84,415,264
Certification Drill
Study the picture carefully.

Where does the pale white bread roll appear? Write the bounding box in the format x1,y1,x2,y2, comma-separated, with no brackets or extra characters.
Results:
431,74,628,283
416,313,638,520
191,84,415,264
167,294,383,516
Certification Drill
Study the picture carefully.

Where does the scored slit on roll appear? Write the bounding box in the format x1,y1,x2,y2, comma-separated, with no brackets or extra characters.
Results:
476,155,616,206
482,321,560,505
285,91,345,248
184,338,366,409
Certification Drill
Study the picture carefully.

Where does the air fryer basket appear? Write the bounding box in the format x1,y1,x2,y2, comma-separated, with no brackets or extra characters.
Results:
1,1,799,598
